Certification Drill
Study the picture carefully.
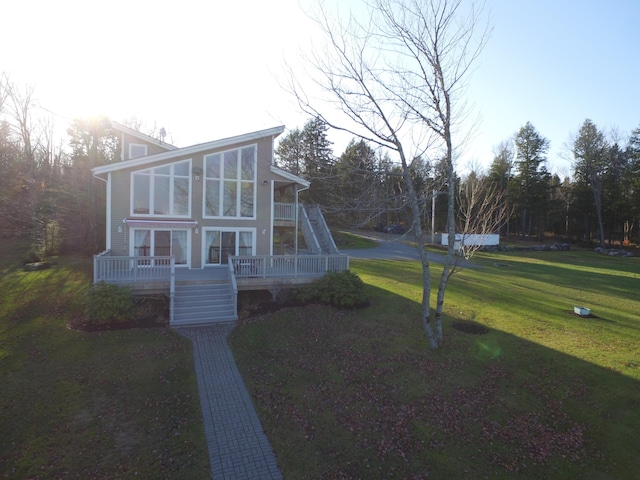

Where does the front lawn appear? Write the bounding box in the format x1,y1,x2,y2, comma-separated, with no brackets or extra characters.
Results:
229,249,640,479
0,241,209,479
333,230,379,249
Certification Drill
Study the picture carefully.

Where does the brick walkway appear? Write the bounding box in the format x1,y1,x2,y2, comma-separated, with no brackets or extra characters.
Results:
176,324,283,480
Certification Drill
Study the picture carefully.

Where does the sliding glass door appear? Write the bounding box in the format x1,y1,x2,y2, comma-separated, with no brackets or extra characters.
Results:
132,229,188,266
204,229,254,266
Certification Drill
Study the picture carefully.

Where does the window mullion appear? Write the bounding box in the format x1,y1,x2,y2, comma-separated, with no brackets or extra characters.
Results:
236,156,241,218
219,177,224,218
169,169,174,216
149,173,154,215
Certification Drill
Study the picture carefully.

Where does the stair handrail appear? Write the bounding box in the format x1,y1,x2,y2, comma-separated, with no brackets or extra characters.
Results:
309,204,339,254
228,257,238,318
299,204,321,254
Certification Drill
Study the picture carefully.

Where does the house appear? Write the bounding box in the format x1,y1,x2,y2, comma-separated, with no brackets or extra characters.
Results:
92,122,348,326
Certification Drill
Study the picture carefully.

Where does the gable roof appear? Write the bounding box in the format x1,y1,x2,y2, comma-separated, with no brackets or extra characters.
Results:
93,125,286,176
111,121,178,151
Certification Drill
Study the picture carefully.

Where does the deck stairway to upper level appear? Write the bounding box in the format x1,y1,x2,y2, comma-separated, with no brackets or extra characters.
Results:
300,204,340,255
171,267,237,326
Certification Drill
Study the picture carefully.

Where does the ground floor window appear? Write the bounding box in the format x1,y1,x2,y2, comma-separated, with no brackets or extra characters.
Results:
132,229,188,265
204,229,254,265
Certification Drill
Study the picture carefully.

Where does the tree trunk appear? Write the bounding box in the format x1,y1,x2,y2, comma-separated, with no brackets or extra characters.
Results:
420,254,437,349
592,189,605,248
433,129,456,348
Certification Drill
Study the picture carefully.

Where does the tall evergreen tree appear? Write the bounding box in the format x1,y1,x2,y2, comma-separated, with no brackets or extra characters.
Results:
274,127,305,176
302,116,333,176
332,138,379,225
602,142,627,244
513,122,551,239
624,126,640,243
572,119,608,247
275,117,335,206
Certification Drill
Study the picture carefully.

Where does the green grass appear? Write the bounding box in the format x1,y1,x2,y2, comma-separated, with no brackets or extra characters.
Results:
230,249,640,479
333,230,379,249
0,240,209,479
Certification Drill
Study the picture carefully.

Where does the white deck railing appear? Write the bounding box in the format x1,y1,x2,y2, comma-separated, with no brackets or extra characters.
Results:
231,254,349,278
274,202,295,221
94,252,348,286
93,254,175,284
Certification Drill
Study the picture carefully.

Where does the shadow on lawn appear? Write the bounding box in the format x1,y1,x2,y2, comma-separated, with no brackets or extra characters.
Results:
231,282,640,479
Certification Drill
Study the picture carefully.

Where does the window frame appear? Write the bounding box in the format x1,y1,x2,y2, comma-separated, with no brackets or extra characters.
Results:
130,159,192,218
203,145,256,219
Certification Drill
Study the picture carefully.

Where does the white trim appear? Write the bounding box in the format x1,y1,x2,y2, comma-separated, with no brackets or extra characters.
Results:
93,125,285,176
106,173,112,250
270,164,310,187
124,219,198,229
269,180,274,255
120,132,126,162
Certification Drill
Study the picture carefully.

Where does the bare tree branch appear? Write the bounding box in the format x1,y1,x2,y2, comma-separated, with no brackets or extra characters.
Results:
286,0,491,349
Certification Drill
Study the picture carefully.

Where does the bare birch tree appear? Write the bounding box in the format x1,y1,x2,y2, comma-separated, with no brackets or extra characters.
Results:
287,0,490,349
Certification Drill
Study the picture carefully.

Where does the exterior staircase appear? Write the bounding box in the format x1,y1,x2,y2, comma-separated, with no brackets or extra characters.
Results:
301,204,339,254
171,268,237,326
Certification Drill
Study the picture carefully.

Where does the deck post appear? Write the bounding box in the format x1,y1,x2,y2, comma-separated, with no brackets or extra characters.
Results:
169,257,176,324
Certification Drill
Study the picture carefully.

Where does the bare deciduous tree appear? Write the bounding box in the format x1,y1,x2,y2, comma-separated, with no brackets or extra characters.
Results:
287,0,490,349
456,168,511,260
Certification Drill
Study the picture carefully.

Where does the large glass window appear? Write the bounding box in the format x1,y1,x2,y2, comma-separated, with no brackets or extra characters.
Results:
133,229,188,265
131,160,191,216
204,146,255,218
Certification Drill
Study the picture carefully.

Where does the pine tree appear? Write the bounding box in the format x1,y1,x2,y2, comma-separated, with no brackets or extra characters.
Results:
572,119,608,247
513,122,551,239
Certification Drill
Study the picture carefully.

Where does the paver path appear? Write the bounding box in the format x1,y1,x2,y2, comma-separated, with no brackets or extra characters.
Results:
176,324,282,480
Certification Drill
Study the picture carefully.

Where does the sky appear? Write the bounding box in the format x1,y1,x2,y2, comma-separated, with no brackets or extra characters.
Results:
2,0,639,176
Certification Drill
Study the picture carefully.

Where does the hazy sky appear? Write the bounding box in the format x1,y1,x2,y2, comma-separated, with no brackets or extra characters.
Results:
2,0,639,175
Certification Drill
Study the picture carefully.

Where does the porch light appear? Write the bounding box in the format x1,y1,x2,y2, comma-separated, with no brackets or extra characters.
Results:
262,180,268,185
194,227,199,235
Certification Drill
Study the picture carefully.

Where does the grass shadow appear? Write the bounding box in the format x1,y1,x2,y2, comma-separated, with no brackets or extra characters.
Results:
231,253,640,479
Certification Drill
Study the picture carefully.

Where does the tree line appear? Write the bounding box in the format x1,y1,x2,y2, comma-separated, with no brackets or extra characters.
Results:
0,73,122,258
277,116,640,248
